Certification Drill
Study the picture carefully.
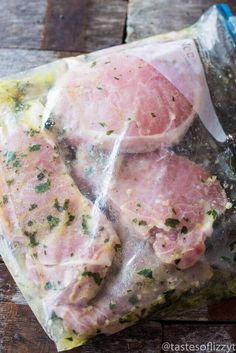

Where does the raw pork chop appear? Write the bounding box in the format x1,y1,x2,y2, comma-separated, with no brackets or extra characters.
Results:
72,145,226,269
48,52,195,153
0,126,119,308
55,235,213,336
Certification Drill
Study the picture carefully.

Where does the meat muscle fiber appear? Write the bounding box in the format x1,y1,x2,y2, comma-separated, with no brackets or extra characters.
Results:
72,146,226,269
0,126,120,310
50,52,195,153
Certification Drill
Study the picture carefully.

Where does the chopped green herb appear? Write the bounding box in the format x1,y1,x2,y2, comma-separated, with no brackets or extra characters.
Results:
99,226,105,232
44,116,55,130
45,282,53,290
109,302,117,310
181,226,188,234
82,271,103,286
15,100,30,113
63,199,70,210
29,144,41,152
66,337,73,342
37,172,45,181
2,195,8,204
53,198,70,212
51,311,61,321
27,220,33,227
47,215,60,230
29,203,38,211
206,209,218,220
221,256,232,264
90,61,97,68
106,130,114,136
11,82,31,113
136,203,141,208
165,218,180,228
66,213,75,226
137,268,153,279
54,198,63,212
128,294,139,305
138,220,147,226
6,179,14,185
24,231,39,247
114,243,122,252
81,214,91,234
132,218,147,226
6,151,16,162
13,159,22,168
35,180,50,193
26,128,40,137
99,122,107,127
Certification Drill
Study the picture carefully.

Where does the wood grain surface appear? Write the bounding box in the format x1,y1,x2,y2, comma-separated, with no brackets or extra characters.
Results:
126,0,236,42
0,1,236,352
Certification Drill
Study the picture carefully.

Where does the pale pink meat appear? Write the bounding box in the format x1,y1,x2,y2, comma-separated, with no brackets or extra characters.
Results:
72,146,226,269
51,52,195,153
0,126,119,308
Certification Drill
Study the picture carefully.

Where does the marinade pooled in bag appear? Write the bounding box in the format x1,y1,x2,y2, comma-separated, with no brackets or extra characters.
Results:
0,4,236,351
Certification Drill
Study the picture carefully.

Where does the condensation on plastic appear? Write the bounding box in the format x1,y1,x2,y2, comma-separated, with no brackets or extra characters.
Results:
0,4,236,351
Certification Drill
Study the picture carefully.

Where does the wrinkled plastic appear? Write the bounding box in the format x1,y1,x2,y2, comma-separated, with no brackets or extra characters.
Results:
0,4,236,351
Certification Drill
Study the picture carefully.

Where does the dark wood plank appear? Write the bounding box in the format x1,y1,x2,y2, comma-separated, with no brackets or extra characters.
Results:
0,0,46,49
126,0,236,42
0,263,26,304
41,0,87,51
0,0,127,52
0,300,162,353
162,323,236,353
41,0,128,52
81,0,127,52
0,49,80,78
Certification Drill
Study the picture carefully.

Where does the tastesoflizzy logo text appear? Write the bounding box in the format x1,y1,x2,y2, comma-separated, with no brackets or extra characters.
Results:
162,341,236,353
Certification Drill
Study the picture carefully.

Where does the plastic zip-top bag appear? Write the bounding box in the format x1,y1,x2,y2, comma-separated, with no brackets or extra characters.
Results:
0,4,236,351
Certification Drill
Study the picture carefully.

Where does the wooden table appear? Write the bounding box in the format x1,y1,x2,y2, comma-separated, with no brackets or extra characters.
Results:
0,1,236,352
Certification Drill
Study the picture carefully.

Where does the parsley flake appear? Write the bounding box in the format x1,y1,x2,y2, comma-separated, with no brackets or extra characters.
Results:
35,180,50,193
165,218,180,228
47,215,60,230
137,268,153,279
106,130,114,136
82,271,103,286
29,203,38,211
206,209,218,221
29,144,41,152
